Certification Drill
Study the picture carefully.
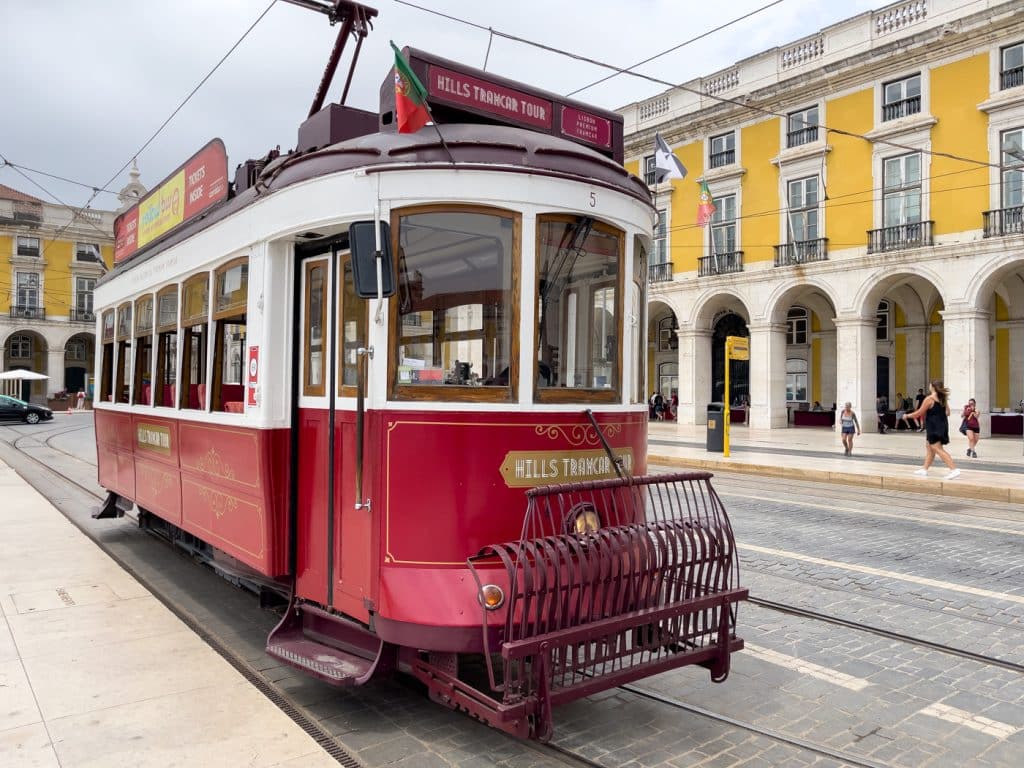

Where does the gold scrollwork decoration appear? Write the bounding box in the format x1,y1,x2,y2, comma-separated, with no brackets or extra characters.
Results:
534,422,623,447
149,471,174,498
197,486,239,519
195,447,237,481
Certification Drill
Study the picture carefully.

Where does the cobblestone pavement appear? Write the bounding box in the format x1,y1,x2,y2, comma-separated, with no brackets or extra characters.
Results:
4,422,1023,767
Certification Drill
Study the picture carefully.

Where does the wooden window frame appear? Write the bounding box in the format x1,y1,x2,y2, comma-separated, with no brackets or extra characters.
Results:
337,252,368,398
154,286,179,409
133,295,154,406
114,302,133,404
213,257,249,321
211,258,248,413
534,214,624,405
179,273,210,410
304,258,328,397
101,309,115,343
387,204,521,404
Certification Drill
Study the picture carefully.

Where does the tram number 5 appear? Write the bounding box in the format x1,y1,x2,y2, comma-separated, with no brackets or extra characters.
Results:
589,191,597,208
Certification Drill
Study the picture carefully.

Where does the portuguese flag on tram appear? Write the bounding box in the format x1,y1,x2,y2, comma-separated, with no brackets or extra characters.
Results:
391,42,430,134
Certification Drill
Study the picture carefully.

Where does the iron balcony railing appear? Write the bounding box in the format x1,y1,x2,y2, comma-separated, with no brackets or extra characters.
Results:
644,170,657,186
773,238,829,266
709,149,735,168
649,261,673,283
10,305,45,320
1001,66,1024,90
16,244,41,257
882,95,921,122
786,125,818,147
983,206,1024,237
699,251,744,276
69,308,96,323
867,221,934,253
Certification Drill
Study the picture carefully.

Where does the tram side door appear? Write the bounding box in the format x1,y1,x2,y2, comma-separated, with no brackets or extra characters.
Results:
293,244,373,622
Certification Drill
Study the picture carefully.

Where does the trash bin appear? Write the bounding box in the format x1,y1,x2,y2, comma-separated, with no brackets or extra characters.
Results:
707,403,725,452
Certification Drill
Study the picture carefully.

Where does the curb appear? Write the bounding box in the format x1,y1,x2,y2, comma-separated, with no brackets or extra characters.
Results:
648,453,1022,503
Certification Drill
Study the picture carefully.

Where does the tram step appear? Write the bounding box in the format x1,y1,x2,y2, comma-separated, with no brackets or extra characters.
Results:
266,631,375,684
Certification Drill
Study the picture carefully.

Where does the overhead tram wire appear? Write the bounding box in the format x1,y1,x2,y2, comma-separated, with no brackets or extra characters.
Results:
30,0,280,264
564,0,788,97
392,0,1000,172
0,159,118,196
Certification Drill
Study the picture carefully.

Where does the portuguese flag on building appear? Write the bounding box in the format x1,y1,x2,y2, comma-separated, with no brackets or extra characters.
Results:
391,42,430,134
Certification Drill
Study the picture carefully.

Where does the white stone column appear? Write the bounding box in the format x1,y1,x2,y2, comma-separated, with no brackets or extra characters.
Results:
747,322,788,429
818,329,837,409
942,307,991,437
677,327,712,425
834,317,878,433
47,347,65,398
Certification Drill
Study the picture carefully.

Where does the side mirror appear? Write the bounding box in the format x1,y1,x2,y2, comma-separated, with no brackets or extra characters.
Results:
349,220,395,299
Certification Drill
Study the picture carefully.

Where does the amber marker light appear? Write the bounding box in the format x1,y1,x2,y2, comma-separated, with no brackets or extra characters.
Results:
479,584,505,610
573,507,601,534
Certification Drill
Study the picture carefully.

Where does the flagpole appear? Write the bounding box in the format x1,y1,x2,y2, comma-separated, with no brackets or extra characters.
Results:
421,102,457,166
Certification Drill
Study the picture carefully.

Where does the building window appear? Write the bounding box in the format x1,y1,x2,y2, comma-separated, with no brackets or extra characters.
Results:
882,74,921,121
653,209,667,263
787,307,808,345
787,106,819,147
1002,42,1024,90
658,362,678,400
16,236,40,257
1001,128,1024,208
11,335,32,359
658,315,678,352
75,277,96,317
75,242,101,262
643,155,657,186
787,177,819,241
709,132,735,168
711,194,737,253
883,153,922,228
876,300,890,341
786,358,808,402
16,272,39,308
66,339,87,361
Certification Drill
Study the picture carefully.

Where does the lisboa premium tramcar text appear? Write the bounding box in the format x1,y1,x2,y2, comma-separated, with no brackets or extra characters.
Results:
91,1,746,740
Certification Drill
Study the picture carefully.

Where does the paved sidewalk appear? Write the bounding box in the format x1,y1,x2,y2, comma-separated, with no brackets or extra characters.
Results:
648,421,1024,503
0,459,335,768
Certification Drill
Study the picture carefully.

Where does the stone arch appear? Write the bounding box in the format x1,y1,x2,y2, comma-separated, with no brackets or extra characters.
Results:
964,253,1024,412
1,329,49,401
688,288,752,331
763,278,840,327
855,267,948,321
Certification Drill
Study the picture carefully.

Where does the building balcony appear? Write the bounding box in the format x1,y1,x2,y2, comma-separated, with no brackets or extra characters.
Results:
882,95,921,122
786,126,819,148
649,262,673,283
644,170,657,186
698,251,744,276
709,149,735,168
10,305,46,321
773,238,828,266
983,206,1024,237
69,308,96,323
867,221,933,253
1001,66,1024,90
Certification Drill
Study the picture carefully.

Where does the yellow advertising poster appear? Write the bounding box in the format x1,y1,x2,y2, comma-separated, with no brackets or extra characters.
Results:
137,170,185,249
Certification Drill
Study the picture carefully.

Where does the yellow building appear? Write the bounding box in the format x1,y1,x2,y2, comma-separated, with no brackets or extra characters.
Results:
622,0,1024,438
1,183,117,402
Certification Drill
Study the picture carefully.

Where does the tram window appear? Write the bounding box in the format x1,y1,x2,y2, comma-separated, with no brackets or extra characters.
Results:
115,302,132,404
391,207,518,400
100,309,115,402
180,274,209,410
536,216,623,402
155,287,178,408
304,260,326,396
133,295,154,406
632,236,649,405
212,258,248,412
339,255,368,395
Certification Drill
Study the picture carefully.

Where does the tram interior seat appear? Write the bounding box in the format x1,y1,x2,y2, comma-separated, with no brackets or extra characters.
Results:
221,384,244,412
162,385,176,408
224,401,244,413
141,385,151,406
188,384,204,410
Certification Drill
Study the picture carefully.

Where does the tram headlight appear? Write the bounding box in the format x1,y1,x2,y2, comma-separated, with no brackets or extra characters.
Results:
568,503,602,535
479,584,505,610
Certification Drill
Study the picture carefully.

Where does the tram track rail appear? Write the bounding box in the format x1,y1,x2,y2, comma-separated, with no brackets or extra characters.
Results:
6,422,1020,768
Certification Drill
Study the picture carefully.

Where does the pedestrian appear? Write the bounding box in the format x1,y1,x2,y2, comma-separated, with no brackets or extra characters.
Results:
876,395,888,434
839,402,860,456
648,391,658,420
894,392,917,431
76,389,86,412
654,392,665,421
670,391,678,421
909,380,959,479
961,398,981,458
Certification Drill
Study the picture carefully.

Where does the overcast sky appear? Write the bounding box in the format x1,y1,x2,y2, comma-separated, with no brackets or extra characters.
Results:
1,0,880,210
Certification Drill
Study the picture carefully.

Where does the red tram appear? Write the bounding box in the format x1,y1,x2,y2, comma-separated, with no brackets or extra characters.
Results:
92,5,746,740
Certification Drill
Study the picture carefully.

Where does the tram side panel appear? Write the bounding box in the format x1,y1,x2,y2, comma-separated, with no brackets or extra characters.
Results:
96,408,292,577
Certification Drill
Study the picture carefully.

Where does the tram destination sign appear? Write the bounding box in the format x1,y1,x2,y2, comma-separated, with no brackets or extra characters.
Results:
114,139,229,263
381,48,624,162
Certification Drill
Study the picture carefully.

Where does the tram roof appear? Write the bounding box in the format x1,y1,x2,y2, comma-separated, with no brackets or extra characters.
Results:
101,123,652,282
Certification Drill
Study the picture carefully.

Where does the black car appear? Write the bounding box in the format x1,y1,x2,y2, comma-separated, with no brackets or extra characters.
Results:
0,395,54,424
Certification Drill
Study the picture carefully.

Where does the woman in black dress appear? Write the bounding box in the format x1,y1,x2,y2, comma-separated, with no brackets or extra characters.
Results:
908,380,959,479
